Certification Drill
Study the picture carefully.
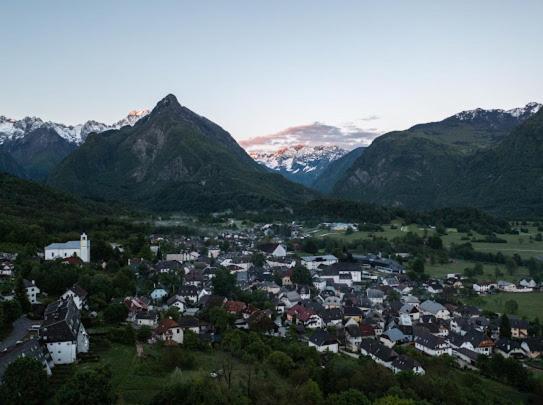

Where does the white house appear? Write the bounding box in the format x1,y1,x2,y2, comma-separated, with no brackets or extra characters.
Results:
154,318,184,345
23,279,40,304
308,329,339,353
302,255,338,270
45,233,90,263
420,300,450,320
61,284,88,310
40,297,89,365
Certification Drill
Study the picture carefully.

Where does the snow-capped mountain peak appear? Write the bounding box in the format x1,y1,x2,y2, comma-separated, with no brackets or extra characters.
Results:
0,109,150,145
250,144,348,186
454,102,542,121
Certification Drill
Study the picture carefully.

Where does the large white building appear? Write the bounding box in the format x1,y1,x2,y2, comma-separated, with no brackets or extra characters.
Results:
44,233,91,263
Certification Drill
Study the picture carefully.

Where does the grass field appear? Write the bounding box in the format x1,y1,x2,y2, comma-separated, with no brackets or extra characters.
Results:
464,292,543,320
312,223,543,260
425,260,531,282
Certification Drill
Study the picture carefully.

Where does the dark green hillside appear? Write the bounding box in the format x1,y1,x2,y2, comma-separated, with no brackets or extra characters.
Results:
0,150,26,178
312,146,365,193
1,127,77,181
48,94,315,213
332,104,542,216
0,173,138,251
443,108,543,217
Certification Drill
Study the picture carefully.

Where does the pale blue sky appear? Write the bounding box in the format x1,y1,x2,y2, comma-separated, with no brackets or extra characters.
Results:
1,0,542,142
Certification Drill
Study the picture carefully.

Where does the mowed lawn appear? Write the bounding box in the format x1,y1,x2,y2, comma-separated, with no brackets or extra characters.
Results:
465,292,543,320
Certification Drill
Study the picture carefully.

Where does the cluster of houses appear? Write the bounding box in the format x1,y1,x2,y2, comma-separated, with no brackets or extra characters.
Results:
0,281,89,379
118,230,543,377
1,222,543,383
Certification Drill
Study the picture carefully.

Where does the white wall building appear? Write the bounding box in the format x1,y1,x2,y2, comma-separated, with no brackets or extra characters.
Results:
44,233,90,263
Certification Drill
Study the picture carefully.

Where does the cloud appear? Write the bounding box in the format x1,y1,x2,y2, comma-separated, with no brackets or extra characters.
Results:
358,115,380,122
240,122,382,152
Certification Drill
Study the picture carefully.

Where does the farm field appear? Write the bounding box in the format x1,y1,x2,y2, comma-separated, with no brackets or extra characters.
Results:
425,260,531,282
312,223,543,260
464,292,543,321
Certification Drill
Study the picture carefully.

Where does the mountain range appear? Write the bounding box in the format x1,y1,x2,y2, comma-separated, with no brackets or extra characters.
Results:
47,95,314,213
250,145,348,187
1,97,542,217
0,110,149,179
333,102,543,215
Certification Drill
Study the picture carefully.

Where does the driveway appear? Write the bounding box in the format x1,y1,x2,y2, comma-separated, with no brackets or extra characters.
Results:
0,316,40,350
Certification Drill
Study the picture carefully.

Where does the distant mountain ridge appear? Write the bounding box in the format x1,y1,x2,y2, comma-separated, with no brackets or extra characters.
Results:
250,145,347,186
0,110,149,180
48,94,315,213
331,102,543,216
0,109,149,145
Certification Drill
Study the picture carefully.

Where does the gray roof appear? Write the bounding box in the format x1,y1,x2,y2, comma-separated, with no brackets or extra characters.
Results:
420,300,446,314
45,241,80,250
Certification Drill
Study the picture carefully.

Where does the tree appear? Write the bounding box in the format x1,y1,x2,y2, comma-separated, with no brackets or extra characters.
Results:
208,307,234,333
499,314,512,338
291,266,312,285
303,239,319,254
328,389,370,405
103,303,128,324
505,258,517,276
266,351,294,375
212,269,236,298
375,395,417,405
427,235,443,250
504,299,519,315
294,379,323,405
251,252,265,267
1,357,48,405
14,275,31,313
410,257,425,274
136,325,153,342
54,366,115,405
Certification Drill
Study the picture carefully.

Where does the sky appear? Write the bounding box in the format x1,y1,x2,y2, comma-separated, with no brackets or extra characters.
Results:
1,1,542,149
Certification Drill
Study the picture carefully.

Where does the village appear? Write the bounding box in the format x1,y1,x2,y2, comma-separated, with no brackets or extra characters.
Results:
1,218,542,396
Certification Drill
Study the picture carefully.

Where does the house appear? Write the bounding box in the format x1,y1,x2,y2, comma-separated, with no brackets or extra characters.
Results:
391,355,425,375
453,331,494,356
366,288,384,305
135,311,159,328
495,338,524,358
301,255,338,270
509,317,529,339
308,329,339,353
381,328,409,347
360,340,398,368
154,318,183,345
420,300,450,319
414,328,451,357
258,243,287,258
150,286,168,302
0,338,53,379
345,324,362,352
519,279,537,289
287,304,323,329
39,297,89,364
177,285,199,304
472,281,496,294
521,337,543,359
178,316,200,334
166,295,186,313
44,233,90,263
23,279,40,304
224,300,247,315
61,284,88,310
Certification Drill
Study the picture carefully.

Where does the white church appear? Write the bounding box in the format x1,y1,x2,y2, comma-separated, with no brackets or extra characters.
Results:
44,233,91,263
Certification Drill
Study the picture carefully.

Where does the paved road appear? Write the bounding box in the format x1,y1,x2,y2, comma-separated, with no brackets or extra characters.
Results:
0,316,40,351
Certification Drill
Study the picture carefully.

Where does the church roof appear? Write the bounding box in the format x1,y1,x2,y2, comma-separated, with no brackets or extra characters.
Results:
45,241,80,250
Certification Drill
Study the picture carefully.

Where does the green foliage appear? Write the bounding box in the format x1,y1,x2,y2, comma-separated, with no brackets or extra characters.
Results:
0,357,48,405
14,275,31,313
266,351,295,375
54,365,115,405
103,303,129,324
136,326,153,342
499,314,512,339
212,269,236,298
504,299,519,315
291,265,312,285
